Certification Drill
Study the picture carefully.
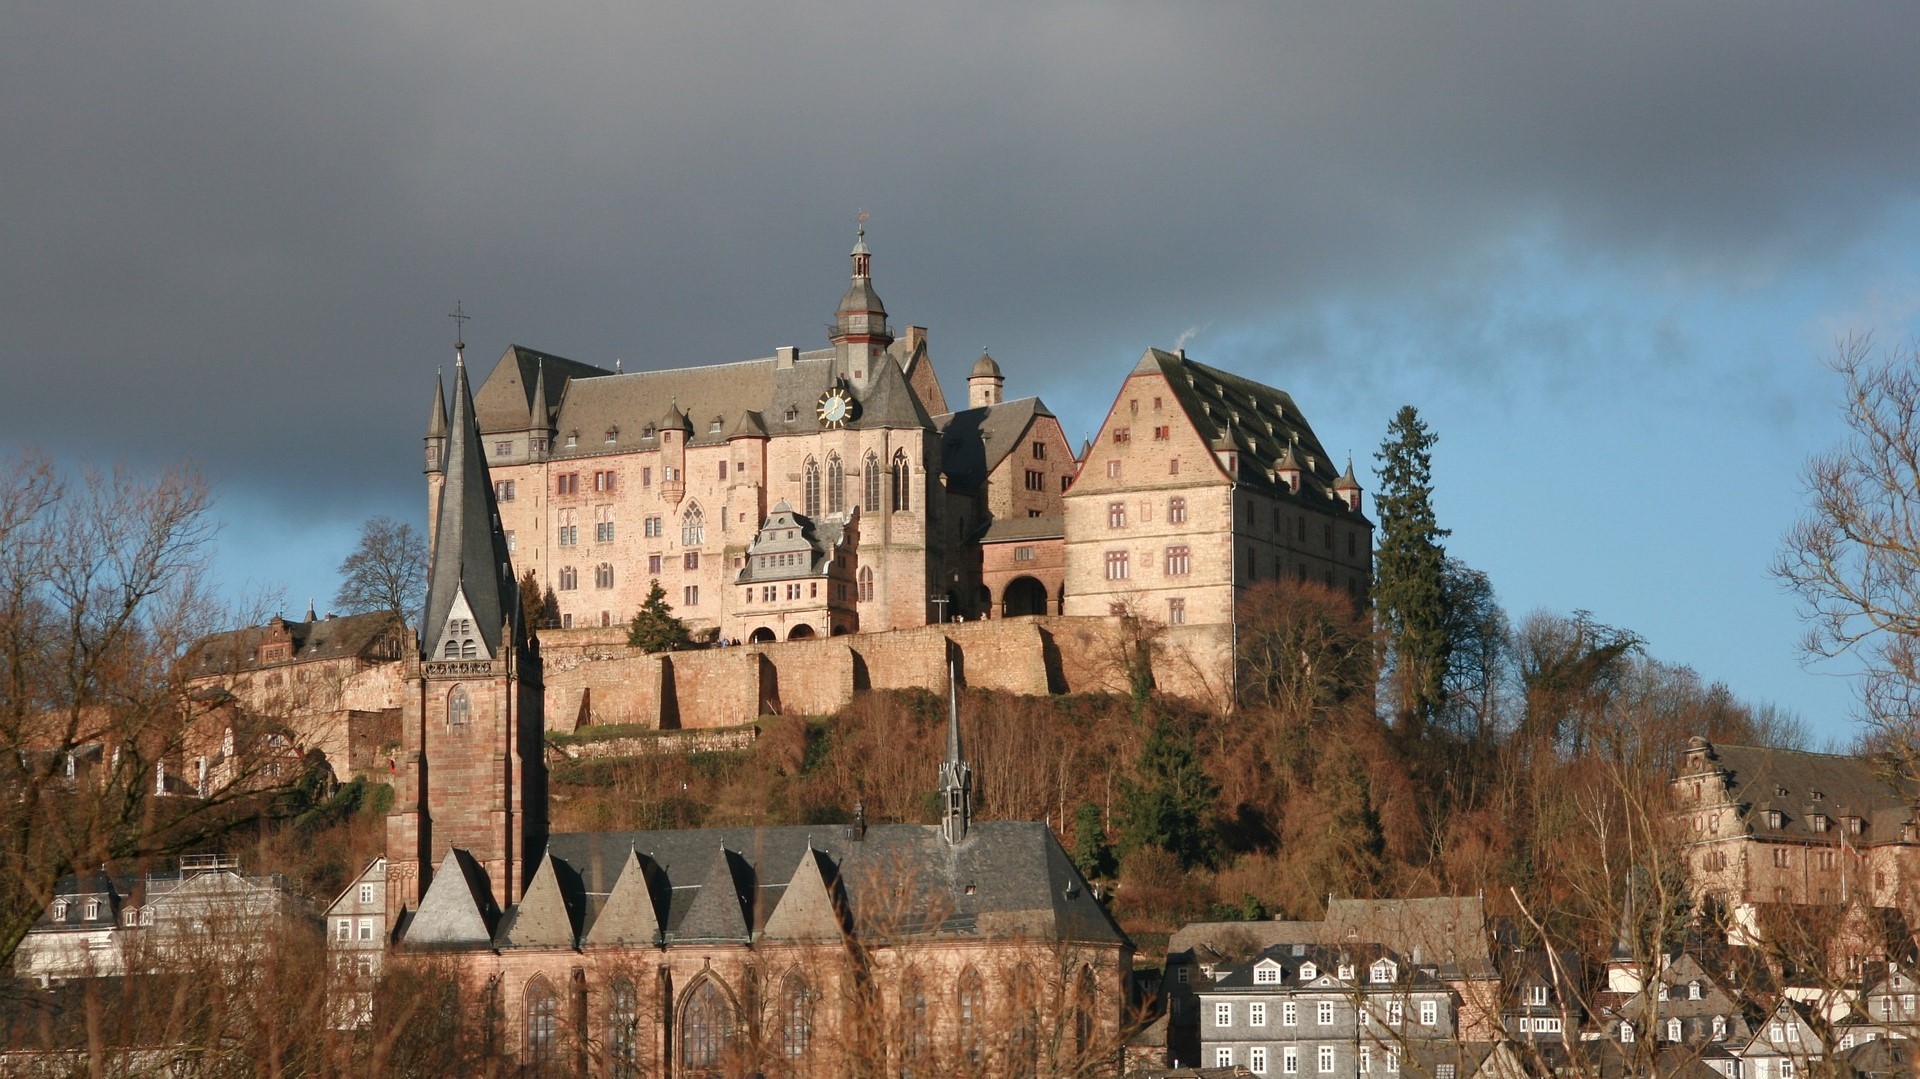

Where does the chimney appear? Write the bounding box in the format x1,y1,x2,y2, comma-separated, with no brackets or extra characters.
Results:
776,346,797,370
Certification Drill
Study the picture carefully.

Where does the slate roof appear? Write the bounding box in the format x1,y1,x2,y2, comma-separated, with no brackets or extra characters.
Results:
420,358,522,662
936,396,1054,493
471,345,611,434
1692,740,1917,845
1206,942,1448,991
187,610,405,676
975,515,1065,544
1133,348,1367,516
404,821,1126,951
1324,896,1498,977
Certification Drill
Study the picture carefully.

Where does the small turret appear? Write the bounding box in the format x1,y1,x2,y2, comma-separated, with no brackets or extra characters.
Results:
1332,458,1362,512
1276,440,1304,493
526,360,552,460
939,654,973,845
829,221,893,393
425,371,449,474
967,350,1004,409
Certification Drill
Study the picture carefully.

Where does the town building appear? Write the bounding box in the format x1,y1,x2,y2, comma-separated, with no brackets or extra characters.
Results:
15,855,313,984
324,857,387,1028
383,350,1135,1074
1064,348,1372,630
1736,998,1825,1079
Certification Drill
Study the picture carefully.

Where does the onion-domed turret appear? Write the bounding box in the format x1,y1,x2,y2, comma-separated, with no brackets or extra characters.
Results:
829,223,893,393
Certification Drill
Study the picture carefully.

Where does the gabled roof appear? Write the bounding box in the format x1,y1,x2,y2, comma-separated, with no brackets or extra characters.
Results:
188,610,405,676
472,345,610,433
403,849,499,949
851,346,933,431
497,851,585,949
673,848,754,943
582,849,664,947
760,847,844,942
1689,740,1916,845
1324,896,1495,976
420,358,521,661
935,396,1054,492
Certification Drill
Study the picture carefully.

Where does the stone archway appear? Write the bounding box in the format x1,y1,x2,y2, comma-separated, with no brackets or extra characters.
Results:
1003,575,1050,617
787,624,816,641
748,627,777,644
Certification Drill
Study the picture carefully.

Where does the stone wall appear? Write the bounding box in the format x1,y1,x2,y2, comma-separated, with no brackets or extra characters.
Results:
536,615,1231,732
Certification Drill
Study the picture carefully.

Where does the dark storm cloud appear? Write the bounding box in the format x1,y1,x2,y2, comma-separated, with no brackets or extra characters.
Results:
5,2,1919,506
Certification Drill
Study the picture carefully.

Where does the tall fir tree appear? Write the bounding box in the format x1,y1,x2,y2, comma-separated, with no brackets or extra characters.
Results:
627,578,692,652
1115,715,1219,868
1373,405,1451,732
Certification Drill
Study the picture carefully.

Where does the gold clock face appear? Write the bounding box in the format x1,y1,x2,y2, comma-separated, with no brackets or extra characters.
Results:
817,388,854,427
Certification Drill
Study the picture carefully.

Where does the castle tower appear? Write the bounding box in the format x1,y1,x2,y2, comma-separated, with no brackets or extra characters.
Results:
967,350,1005,408
939,655,972,845
828,223,893,395
1333,458,1363,513
389,344,547,922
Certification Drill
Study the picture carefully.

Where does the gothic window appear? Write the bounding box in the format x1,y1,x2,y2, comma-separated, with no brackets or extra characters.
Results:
864,452,882,511
803,458,821,517
680,978,735,1075
595,563,614,589
447,686,470,726
780,972,813,1061
902,973,929,1078
891,450,911,512
1008,965,1039,1079
1073,967,1096,1061
525,977,558,1063
559,566,579,591
826,453,844,514
858,566,874,603
957,967,986,1068
609,977,639,1078
682,503,705,546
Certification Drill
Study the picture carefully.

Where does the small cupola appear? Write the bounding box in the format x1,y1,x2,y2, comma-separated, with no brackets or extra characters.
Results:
1276,440,1304,493
968,350,1005,409
1333,457,1362,512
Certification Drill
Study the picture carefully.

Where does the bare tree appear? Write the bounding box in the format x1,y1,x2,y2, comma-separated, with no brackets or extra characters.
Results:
332,516,426,619
1777,335,1920,771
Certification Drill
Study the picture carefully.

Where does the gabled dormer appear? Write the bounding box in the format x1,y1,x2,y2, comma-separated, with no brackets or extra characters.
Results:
1252,958,1283,985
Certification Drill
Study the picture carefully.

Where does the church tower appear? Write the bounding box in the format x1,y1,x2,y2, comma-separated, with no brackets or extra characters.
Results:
388,338,548,923
939,654,973,844
828,222,893,396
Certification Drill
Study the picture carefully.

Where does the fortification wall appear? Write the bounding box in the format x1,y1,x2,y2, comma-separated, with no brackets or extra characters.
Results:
534,616,1232,731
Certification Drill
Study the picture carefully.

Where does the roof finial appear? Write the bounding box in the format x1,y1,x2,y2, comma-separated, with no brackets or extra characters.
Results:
449,301,470,366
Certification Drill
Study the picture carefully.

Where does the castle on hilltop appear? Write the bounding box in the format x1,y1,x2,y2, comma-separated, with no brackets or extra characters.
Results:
432,229,1374,654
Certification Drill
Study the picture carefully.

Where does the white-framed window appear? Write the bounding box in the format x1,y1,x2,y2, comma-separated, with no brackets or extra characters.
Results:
1283,1001,1297,1026
83,900,99,920
1668,1018,1682,1042
1319,1045,1336,1073
1298,962,1316,981
1176,965,1189,984
1527,985,1548,1006
1388,1001,1402,1026
1215,1048,1233,1068
1250,1002,1266,1027
1386,1047,1399,1073
1713,1015,1726,1040
1690,981,1702,1000
336,919,351,941
359,883,373,905
1250,1046,1268,1075
1338,964,1354,981
1658,984,1669,1001
1359,1045,1370,1073
1215,1002,1232,1027
1318,1001,1334,1026
1621,1021,1635,1043
1282,1046,1299,1074
1254,962,1281,985
122,910,138,927
358,918,374,941
1781,1062,1795,1079
1786,1021,1800,1042
1420,1000,1438,1026
1371,959,1394,984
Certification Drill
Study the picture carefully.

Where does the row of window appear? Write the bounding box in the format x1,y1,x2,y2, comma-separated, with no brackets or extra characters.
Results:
1620,1015,1727,1043
333,917,378,942
1106,498,1189,528
1103,546,1193,580
1216,999,1439,1027
1214,1044,1402,1074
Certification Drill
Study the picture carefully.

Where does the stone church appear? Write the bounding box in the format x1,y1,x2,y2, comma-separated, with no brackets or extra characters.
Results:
444,228,1078,643
382,353,1133,1075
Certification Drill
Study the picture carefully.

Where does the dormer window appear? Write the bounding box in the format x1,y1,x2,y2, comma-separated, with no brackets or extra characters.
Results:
1254,961,1281,985
643,425,656,440
51,900,67,920
1371,959,1395,984
785,406,799,422
84,900,99,920
1338,964,1355,981
1776,785,1789,798
604,426,618,443
1811,789,1825,801
1658,984,1669,1001
566,431,578,448
1850,817,1865,835
710,418,724,434
1768,810,1785,829
123,909,139,927
1299,962,1317,981
1812,814,1830,833
1689,981,1702,1000
1621,1021,1635,1043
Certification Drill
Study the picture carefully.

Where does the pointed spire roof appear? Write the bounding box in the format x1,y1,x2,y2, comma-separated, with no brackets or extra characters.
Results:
403,849,498,948
584,849,664,947
419,359,520,660
661,400,692,432
761,847,844,942
499,850,584,949
939,654,973,845
850,348,932,430
725,409,769,441
1333,458,1360,491
527,359,550,431
673,847,753,942
427,370,448,441
1276,441,1304,473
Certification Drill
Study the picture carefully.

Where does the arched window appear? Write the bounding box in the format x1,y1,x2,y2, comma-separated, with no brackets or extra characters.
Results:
525,976,558,1063
864,452,882,511
891,450,911,512
595,563,614,589
1008,965,1039,1079
902,973,929,1078
682,503,704,546
1073,966,1096,1060
857,565,874,603
680,978,735,1075
826,453,844,514
460,638,476,659
448,686,470,726
608,977,639,1078
780,972,813,1061
957,967,986,1068
558,565,578,591
803,458,821,518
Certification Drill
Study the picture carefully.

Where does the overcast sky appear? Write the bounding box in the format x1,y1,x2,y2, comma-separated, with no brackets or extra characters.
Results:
7,3,1919,740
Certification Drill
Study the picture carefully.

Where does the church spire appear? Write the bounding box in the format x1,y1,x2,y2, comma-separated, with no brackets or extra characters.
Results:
939,651,973,844
830,216,892,392
424,370,449,474
420,357,520,663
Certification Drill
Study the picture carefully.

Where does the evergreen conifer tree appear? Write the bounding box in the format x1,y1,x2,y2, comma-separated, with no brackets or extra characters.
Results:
1373,406,1451,731
1072,801,1116,880
627,579,692,652
1115,716,1218,868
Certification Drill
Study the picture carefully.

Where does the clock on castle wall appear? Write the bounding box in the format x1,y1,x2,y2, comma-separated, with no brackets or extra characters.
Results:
817,385,856,428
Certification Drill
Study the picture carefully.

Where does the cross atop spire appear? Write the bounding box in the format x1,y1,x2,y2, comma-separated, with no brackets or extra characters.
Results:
449,301,470,364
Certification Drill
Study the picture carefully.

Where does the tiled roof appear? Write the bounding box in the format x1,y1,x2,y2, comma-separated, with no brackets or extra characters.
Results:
936,396,1054,492
1694,741,1916,845
187,610,404,676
